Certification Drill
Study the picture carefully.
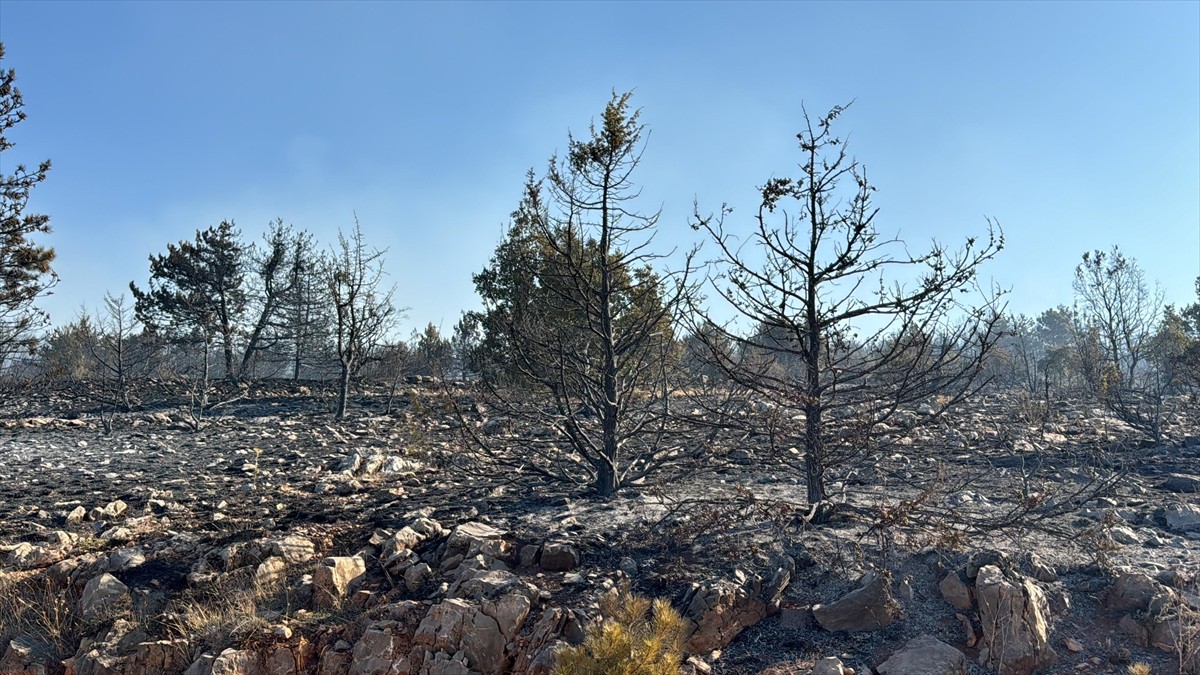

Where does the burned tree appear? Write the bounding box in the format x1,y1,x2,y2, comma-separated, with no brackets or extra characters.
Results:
237,221,322,378
1073,247,1171,439
1073,246,1162,387
275,229,328,380
691,104,1005,511
88,293,159,430
328,221,397,419
472,92,695,497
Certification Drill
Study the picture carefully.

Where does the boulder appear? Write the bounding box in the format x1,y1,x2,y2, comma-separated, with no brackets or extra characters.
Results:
877,635,968,675
812,572,902,632
975,565,1056,675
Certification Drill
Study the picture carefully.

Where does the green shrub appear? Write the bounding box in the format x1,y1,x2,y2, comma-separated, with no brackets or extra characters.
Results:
553,582,685,675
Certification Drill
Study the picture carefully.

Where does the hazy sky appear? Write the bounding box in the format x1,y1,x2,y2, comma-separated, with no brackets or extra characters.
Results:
1,1,1197,337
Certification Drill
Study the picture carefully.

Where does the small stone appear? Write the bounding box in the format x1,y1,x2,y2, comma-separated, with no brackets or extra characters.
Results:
811,656,845,675
1063,637,1084,653
66,506,87,525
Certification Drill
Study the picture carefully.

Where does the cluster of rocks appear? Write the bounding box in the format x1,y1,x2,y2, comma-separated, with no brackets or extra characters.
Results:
1,389,1198,675
0,505,801,675
6,501,1195,675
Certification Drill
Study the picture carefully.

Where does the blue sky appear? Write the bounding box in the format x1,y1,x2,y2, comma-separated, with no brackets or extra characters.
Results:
1,1,1197,337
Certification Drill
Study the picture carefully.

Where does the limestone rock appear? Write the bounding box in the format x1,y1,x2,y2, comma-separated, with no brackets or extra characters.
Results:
312,556,366,609
1,638,52,675
66,505,87,524
349,626,405,675
79,573,131,622
939,570,973,611
210,649,260,675
6,542,60,569
125,640,191,675
810,657,846,675
812,572,902,632
412,598,510,675
877,635,968,675
975,565,1056,675
105,547,145,573
404,562,433,592
1164,503,1200,532
1106,572,1176,614
270,535,316,564
444,522,509,563
1161,474,1200,493
510,608,585,675
1119,613,1149,647
183,654,215,675
255,557,287,588
538,542,579,572
683,561,792,652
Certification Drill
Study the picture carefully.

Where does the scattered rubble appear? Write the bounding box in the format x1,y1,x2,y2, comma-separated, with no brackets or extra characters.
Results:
0,386,1197,674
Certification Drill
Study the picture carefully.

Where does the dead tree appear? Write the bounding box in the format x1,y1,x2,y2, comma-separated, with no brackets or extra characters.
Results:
328,220,397,420
88,292,159,430
690,103,1005,514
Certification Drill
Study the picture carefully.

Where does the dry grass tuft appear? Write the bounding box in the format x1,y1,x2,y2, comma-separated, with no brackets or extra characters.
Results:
0,573,82,658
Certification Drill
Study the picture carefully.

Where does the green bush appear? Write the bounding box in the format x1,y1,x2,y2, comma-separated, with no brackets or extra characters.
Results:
553,582,685,675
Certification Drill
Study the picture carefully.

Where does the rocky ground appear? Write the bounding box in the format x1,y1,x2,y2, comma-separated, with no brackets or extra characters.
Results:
0,383,1197,675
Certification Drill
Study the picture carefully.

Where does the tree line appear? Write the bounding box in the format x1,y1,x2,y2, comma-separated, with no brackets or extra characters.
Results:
3,42,1198,506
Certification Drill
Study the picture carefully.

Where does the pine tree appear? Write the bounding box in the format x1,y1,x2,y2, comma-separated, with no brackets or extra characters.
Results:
0,42,56,360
